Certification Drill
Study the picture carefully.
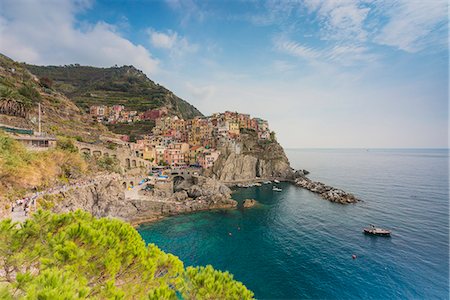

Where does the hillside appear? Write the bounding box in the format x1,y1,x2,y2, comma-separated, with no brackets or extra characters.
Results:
24,63,203,119
0,54,115,143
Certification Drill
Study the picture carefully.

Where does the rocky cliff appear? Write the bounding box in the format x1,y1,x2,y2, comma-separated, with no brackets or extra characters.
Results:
51,175,237,226
207,130,293,182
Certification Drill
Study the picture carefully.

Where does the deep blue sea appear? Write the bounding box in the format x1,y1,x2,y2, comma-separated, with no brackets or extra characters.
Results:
138,149,449,299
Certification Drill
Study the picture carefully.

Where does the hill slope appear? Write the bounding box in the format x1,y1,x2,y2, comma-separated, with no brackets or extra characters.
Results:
24,64,203,119
0,54,114,142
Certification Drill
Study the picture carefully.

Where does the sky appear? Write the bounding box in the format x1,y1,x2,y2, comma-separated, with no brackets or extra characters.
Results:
0,0,448,148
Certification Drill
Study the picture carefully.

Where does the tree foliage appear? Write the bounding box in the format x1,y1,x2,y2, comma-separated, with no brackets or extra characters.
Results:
0,210,254,299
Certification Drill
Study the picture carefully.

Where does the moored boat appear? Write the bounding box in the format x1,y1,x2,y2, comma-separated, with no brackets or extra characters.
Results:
274,179,280,183
272,186,282,192
363,224,391,236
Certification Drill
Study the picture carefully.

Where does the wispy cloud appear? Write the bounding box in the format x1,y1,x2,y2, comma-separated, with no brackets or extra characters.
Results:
164,0,208,25
274,37,321,59
274,36,377,66
304,0,370,42
373,0,448,52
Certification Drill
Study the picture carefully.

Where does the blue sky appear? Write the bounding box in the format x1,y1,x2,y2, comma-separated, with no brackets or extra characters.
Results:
0,0,448,148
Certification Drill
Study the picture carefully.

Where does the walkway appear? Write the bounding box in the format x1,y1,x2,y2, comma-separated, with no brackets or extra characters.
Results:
10,205,28,223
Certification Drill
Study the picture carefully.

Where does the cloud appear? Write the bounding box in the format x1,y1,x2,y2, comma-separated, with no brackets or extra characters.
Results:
373,0,448,52
303,0,370,41
147,28,198,56
274,36,377,66
274,37,321,59
0,0,159,74
164,0,208,25
148,29,178,49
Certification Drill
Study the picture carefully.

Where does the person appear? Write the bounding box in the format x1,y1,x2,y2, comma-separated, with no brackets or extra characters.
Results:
11,204,14,212
24,205,29,216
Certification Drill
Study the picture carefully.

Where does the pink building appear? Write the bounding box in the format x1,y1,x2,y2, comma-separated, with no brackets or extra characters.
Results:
163,143,189,166
199,149,220,169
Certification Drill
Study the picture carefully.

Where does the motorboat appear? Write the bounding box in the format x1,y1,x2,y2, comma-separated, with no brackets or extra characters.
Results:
363,225,391,236
272,186,282,192
274,180,280,183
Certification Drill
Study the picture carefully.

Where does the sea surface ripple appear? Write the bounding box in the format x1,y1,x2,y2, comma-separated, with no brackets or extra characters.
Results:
138,149,449,299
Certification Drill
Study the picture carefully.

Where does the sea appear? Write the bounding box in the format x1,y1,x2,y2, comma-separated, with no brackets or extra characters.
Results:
138,149,449,299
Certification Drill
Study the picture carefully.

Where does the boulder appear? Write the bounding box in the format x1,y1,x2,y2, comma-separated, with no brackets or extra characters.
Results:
243,199,257,208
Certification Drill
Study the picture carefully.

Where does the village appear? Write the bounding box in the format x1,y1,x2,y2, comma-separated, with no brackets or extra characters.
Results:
90,105,273,170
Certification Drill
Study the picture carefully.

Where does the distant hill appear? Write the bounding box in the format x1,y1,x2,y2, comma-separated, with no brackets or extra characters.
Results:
0,54,115,143
24,63,203,119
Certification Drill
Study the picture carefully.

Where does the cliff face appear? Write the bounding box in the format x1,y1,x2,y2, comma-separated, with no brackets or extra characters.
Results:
51,176,237,226
208,131,293,182
51,179,135,219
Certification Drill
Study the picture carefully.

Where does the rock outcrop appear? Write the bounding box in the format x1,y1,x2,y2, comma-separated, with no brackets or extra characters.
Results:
51,175,237,226
207,130,293,182
242,199,257,208
295,176,359,204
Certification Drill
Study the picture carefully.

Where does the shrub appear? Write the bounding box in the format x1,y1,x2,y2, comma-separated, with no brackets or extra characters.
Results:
0,133,87,195
0,210,254,299
39,77,53,89
96,156,121,173
56,136,78,153
18,84,41,104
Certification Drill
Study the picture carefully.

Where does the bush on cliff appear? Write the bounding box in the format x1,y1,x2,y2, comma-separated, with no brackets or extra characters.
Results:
0,210,254,299
0,133,88,198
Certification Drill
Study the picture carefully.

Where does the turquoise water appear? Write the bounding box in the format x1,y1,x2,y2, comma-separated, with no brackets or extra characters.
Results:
138,149,449,299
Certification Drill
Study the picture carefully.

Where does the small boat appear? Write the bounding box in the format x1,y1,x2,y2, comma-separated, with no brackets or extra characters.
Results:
263,181,271,184
272,186,282,192
274,180,280,183
363,225,391,236
254,183,262,187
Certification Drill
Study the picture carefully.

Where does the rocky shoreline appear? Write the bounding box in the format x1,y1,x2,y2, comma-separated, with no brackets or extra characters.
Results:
48,175,239,227
294,176,359,204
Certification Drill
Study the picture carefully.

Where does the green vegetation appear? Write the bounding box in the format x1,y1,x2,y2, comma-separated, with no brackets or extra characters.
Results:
0,210,254,299
0,133,87,198
106,119,155,139
24,64,203,119
0,133,121,200
0,63,41,117
0,54,115,143
94,155,121,174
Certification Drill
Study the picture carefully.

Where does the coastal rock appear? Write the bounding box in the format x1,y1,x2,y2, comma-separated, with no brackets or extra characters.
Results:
295,177,359,204
243,199,257,208
173,191,189,202
187,176,232,198
51,175,237,226
51,179,135,219
294,169,310,178
208,131,293,182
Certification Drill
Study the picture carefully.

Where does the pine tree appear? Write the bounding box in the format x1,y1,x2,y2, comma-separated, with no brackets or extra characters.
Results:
0,210,254,299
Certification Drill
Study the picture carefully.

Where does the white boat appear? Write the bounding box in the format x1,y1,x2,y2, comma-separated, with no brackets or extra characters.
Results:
272,186,282,192
263,181,271,184
274,180,280,183
254,183,262,187
363,225,391,237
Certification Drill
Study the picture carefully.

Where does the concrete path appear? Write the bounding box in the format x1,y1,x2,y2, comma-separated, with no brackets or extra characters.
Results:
10,206,28,223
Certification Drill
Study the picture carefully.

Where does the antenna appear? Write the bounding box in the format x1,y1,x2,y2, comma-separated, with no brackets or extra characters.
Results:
38,102,41,135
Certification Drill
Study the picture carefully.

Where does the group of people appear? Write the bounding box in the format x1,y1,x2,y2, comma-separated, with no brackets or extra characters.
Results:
11,197,34,216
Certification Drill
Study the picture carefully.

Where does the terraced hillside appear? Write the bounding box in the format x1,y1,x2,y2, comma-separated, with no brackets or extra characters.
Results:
24,63,203,119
